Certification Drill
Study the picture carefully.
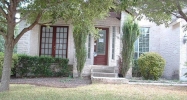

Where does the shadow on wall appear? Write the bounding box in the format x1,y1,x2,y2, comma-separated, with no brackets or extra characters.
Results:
172,70,179,80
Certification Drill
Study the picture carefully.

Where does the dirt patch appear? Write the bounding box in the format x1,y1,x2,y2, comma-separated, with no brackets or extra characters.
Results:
10,77,91,88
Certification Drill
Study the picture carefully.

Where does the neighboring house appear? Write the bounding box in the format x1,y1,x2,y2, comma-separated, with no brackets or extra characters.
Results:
17,11,187,81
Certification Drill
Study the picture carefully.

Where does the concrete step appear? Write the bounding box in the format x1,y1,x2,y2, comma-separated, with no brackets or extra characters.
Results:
92,68,115,73
91,66,118,78
91,77,129,84
92,72,117,77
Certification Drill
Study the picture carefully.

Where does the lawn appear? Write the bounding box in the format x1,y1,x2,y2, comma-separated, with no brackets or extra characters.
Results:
0,84,186,100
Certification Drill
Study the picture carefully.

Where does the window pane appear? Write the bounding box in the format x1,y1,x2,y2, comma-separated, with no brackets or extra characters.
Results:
64,28,67,32
60,33,63,38
64,39,67,43
60,28,63,32
64,33,67,38
57,28,60,32
63,44,66,49
63,50,66,55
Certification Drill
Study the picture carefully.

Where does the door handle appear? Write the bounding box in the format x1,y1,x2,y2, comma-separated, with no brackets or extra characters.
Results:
94,52,97,57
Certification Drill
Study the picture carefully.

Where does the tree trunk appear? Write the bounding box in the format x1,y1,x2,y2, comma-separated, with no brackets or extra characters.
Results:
0,44,13,92
0,24,15,92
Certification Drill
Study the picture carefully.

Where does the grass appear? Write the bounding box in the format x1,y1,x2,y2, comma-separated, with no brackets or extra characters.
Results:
0,84,186,100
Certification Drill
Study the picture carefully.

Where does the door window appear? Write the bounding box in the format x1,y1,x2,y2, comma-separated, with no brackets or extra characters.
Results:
96,30,106,55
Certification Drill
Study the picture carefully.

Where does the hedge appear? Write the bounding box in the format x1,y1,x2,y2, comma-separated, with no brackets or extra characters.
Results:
0,53,71,78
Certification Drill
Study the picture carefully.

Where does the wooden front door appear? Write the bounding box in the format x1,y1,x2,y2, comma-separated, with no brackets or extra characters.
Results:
94,28,108,65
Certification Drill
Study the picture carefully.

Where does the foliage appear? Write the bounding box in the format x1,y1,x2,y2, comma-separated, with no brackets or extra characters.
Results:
0,36,4,52
138,52,166,80
0,52,18,78
15,54,70,77
68,0,114,77
121,16,140,77
122,0,187,28
73,28,87,77
132,59,141,77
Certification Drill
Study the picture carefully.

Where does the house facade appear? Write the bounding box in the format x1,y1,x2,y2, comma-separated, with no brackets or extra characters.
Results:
17,11,187,81
17,12,121,78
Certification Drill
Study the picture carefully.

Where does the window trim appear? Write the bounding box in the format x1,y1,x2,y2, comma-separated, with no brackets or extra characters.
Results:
112,26,116,59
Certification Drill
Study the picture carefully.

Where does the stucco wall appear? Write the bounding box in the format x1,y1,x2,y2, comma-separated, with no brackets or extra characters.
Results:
17,21,30,54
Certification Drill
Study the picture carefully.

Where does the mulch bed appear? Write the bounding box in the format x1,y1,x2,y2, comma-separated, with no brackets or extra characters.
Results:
10,77,91,88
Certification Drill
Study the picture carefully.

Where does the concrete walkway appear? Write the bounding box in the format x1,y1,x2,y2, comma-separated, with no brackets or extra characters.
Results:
129,82,187,86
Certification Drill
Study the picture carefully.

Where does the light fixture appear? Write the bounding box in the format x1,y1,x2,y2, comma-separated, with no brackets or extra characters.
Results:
183,34,187,44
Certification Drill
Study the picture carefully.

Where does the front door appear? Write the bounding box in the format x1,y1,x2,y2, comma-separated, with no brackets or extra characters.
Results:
94,28,108,65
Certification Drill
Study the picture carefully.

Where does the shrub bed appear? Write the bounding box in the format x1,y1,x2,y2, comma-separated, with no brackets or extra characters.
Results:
138,52,165,80
16,55,70,77
0,52,71,78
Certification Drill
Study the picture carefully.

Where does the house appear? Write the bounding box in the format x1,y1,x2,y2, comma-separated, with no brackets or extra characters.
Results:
17,11,187,81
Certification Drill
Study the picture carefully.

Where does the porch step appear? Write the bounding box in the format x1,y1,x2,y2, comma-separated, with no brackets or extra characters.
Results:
92,68,115,73
91,77,129,84
91,66,117,78
92,72,117,77
91,66,129,84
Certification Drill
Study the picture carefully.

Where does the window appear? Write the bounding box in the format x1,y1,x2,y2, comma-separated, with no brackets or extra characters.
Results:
40,26,68,58
88,34,91,58
134,27,150,59
112,26,116,59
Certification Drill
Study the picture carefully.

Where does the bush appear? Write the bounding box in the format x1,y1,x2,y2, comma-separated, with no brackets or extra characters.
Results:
132,59,141,77
0,52,18,78
138,52,165,80
16,55,70,77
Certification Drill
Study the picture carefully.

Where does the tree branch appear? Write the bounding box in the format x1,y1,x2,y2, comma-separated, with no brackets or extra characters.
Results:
38,21,53,26
125,9,133,16
14,12,42,45
175,0,187,22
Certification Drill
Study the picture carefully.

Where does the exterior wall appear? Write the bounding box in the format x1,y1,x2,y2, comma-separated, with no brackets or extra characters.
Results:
159,23,181,79
17,21,30,54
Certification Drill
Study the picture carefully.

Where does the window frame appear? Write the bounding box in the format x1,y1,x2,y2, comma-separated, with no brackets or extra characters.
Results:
112,26,116,59
39,26,69,58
